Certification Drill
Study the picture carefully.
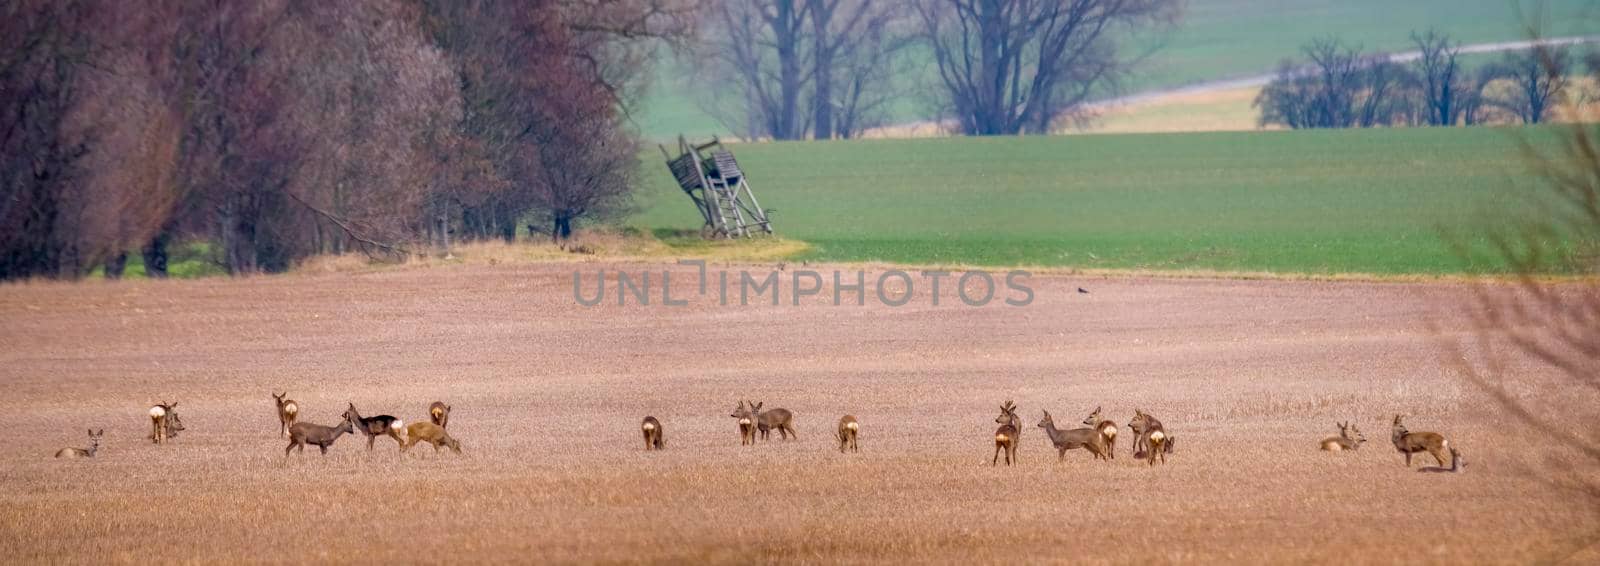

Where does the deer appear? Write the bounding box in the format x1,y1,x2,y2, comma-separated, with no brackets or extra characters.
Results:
428,401,451,429
1417,448,1465,473
992,400,1021,466
401,421,461,455
1320,421,1366,452
1129,409,1169,466
55,429,104,458
1128,409,1174,461
641,416,664,450
1039,410,1108,461
272,392,298,438
750,401,796,441
285,418,354,456
731,401,756,445
1081,406,1118,459
837,415,859,453
148,402,184,444
343,403,404,450
1391,415,1450,467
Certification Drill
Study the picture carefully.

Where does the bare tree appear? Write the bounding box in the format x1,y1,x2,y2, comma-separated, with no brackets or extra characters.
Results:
808,0,907,139
701,0,813,140
1255,38,1418,130
912,0,1178,136
1488,46,1570,125
1411,29,1465,126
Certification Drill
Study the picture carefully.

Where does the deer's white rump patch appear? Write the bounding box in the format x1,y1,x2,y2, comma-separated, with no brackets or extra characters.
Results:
149,406,165,418
642,422,656,431
845,422,858,431
1150,431,1165,443
284,402,297,415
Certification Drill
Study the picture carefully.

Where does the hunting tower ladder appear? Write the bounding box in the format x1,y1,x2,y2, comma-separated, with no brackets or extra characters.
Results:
661,136,773,239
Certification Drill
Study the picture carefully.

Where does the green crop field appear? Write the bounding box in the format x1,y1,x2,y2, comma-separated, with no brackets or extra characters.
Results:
634,0,1594,141
632,125,1573,275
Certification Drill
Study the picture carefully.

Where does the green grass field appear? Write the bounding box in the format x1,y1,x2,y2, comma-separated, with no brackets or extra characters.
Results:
635,0,1594,141
632,126,1571,275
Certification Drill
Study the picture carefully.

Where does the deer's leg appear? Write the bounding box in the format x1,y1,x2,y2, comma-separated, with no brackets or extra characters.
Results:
1405,452,1412,467
993,444,1001,466
285,440,295,457
319,443,329,455
367,434,376,450
1431,448,1447,467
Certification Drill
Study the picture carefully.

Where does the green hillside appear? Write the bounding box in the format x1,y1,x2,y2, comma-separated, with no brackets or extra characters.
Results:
632,126,1567,275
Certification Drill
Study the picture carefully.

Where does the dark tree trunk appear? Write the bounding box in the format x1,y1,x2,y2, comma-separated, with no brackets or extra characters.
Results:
104,252,128,279
142,234,169,278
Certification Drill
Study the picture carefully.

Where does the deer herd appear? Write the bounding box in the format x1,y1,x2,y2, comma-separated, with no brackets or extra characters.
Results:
51,395,1463,473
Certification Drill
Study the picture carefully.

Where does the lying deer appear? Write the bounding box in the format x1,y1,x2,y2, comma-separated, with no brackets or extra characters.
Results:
1417,448,1465,473
1081,406,1118,459
1391,414,1450,467
1039,410,1108,461
343,403,404,450
837,415,859,453
148,402,184,444
1320,421,1366,452
56,429,103,458
641,416,664,450
429,401,451,429
751,401,796,441
993,400,1020,466
731,401,756,445
1129,409,1169,466
285,419,354,456
402,421,461,455
273,392,298,438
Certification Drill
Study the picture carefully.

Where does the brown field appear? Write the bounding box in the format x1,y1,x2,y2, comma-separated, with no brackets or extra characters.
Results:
1,263,1597,564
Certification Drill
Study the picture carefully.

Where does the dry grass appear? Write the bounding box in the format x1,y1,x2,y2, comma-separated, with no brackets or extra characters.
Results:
2,263,1598,563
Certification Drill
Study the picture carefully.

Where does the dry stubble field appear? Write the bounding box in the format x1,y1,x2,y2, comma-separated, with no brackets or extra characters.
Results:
1,263,1597,564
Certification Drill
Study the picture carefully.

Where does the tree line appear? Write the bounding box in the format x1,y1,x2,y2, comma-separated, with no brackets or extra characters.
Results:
696,0,1181,139
1,0,690,280
1256,31,1587,129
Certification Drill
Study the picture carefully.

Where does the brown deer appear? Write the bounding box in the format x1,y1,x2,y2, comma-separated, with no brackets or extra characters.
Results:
641,416,664,450
148,402,184,444
1320,421,1366,452
992,400,1021,466
1417,448,1465,473
343,403,404,450
401,421,461,455
837,415,859,453
1081,406,1118,459
1128,409,1174,461
1039,410,1108,461
285,419,355,456
751,401,796,441
273,392,298,438
55,429,103,458
1129,409,1169,466
731,401,756,445
428,401,451,429
1391,415,1450,467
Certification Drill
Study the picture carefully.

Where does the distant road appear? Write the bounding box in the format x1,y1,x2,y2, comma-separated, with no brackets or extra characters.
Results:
1088,35,1600,110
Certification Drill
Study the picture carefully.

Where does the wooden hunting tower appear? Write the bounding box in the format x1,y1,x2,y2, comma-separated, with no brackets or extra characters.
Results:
660,136,773,239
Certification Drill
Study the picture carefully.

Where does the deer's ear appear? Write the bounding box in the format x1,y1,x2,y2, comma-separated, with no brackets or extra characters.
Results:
169,402,177,409
96,429,103,435
87,428,92,436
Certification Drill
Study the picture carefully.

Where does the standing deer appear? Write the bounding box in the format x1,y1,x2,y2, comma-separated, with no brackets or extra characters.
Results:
1129,409,1169,466
402,421,461,455
56,429,103,458
148,402,184,444
1039,410,1108,461
731,401,756,445
1320,421,1366,452
1128,409,1173,461
1417,448,1465,473
285,419,354,456
993,400,1021,466
343,403,404,450
428,401,451,429
641,416,664,450
273,392,298,438
1081,406,1118,459
1391,415,1450,467
751,401,796,441
837,415,859,453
